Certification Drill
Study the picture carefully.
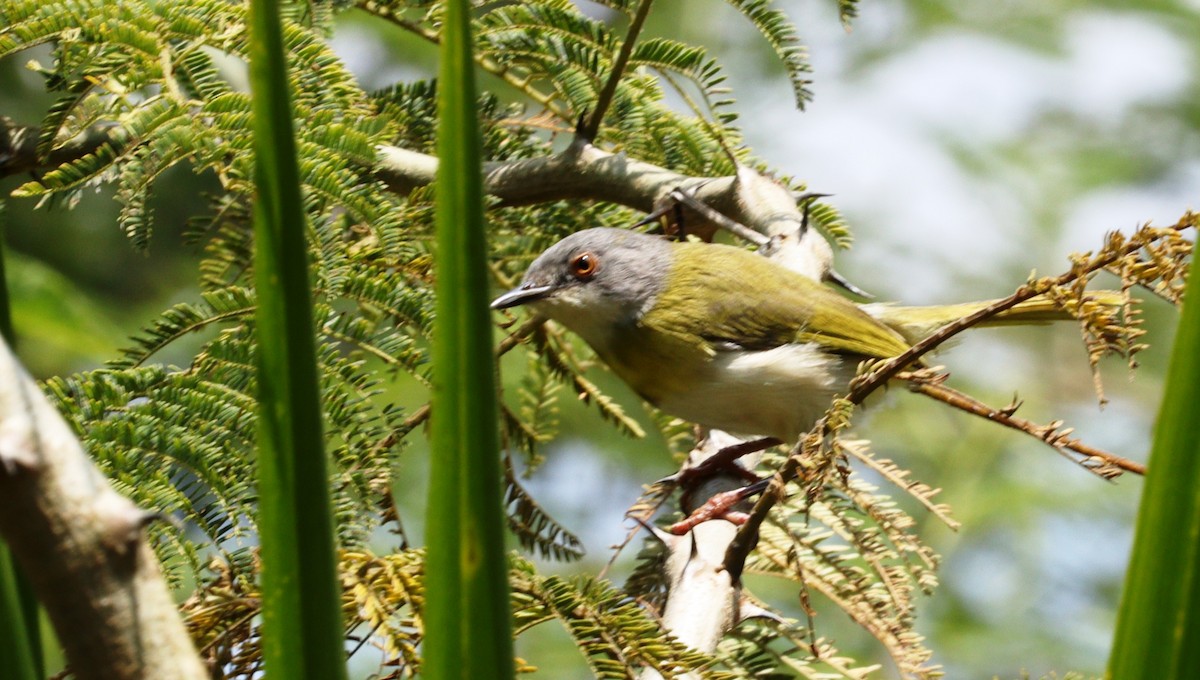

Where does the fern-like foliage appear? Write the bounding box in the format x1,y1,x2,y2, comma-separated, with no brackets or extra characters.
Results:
359,0,754,175
721,0,813,109
187,549,724,678
504,456,586,561
716,618,882,679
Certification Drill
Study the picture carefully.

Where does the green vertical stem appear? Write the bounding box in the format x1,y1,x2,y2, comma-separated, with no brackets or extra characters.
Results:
1108,237,1200,679
0,550,38,680
0,199,42,680
247,2,347,679
422,0,514,678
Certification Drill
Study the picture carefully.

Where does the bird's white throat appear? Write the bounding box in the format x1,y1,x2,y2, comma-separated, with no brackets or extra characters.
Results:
533,288,638,353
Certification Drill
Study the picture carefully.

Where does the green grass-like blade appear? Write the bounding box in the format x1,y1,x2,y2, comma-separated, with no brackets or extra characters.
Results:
246,2,347,679
0,201,42,680
1108,239,1200,679
422,0,515,677
0,548,38,680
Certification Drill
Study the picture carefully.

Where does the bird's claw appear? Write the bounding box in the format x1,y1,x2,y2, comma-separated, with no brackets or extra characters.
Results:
668,488,755,535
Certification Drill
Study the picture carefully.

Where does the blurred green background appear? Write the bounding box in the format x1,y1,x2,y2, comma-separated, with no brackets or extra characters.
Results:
2,0,1197,677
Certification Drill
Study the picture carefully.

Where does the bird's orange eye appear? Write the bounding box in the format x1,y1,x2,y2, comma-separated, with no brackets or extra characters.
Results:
569,252,598,280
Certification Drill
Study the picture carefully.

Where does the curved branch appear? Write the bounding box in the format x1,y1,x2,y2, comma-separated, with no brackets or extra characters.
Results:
0,118,116,181
3,115,833,277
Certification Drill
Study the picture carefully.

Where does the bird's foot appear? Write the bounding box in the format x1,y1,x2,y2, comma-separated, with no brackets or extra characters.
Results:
668,481,769,535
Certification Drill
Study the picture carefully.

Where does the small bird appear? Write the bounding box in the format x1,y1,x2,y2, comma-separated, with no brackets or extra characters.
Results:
491,227,917,443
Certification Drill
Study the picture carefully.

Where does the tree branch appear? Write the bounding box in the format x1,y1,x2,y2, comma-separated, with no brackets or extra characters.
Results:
2,114,833,278
581,0,655,140
638,522,738,680
376,137,834,279
0,336,206,680
0,118,116,181
901,370,1146,477
637,431,750,680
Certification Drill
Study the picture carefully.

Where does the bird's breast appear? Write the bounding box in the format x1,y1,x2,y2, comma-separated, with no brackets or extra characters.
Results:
661,343,854,442
606,333,854,442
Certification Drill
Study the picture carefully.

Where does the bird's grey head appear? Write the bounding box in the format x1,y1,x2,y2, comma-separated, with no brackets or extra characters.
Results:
491,228,671,342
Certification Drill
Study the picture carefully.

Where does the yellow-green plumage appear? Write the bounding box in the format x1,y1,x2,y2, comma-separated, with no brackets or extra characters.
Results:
647,241,910,359
589,240,911,441
493,228,1117,443
490,229,916,442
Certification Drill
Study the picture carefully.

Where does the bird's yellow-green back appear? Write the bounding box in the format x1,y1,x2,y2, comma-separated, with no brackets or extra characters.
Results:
643,240,911,360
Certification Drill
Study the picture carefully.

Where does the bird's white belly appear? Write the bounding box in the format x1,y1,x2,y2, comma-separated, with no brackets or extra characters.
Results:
655,343,854,443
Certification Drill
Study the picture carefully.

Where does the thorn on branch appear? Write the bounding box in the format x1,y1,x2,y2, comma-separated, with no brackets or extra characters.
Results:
0,449,38,477
600,478,673,578
99,497,159,560
826,269,874,299
736,596,788,625
629,515,675,547
573,110,592,143
665,186,769,246
795,191,830,235
999,395,1023,418
630,198,679,232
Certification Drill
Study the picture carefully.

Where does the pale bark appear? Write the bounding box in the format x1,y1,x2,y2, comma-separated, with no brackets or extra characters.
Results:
376,137,834,280
0,337,207,680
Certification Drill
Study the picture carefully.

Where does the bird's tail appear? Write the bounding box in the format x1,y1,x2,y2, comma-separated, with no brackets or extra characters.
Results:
864,290,1125,344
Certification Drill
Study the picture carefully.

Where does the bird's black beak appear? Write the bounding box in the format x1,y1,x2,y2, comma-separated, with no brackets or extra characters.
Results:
490,283,555,310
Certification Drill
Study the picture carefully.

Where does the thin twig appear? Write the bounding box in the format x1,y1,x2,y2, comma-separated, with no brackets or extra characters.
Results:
724,451,806,583
581,0,655,139
345,617,387,661
902,372,1145,477
668,187,770,246
400,403,430,432
496,316,544,356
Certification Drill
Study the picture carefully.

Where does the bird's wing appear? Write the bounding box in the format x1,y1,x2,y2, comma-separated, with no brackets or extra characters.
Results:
642,242,911,360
